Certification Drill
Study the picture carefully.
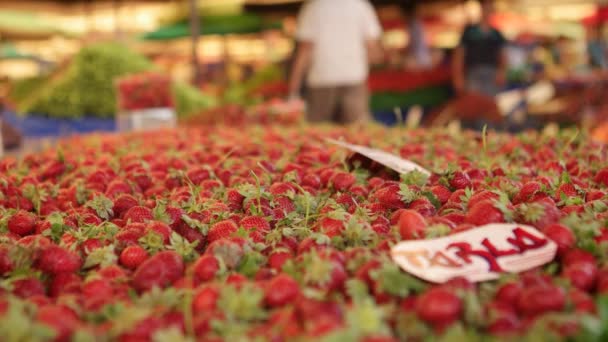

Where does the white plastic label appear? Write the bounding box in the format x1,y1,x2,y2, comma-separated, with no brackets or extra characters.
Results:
326,139,430,176
391,224,557,283
117,107,177,132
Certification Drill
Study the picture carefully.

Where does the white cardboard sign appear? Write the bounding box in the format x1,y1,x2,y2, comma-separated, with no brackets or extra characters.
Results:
391,224,557,283
326,139,430,176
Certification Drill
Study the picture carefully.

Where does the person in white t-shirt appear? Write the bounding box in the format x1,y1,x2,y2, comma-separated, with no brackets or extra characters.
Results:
288,0,383,124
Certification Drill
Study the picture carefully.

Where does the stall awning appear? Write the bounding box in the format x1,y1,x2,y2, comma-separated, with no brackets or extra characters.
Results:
143,13,282,40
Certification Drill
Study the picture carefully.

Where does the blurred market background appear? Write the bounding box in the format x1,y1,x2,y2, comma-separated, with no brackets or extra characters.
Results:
2,0,608,153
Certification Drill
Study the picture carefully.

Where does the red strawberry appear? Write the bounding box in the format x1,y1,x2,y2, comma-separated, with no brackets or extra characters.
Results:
594,167,608,186
240,216,270,233
120,245,148,270
37,245,82,275
569,288,595,313
543,224,575,255
409,197,436,217
49,273,82,297
449,171,471,190
8,210,37,236
132,251,184,292
555,183,578,200
430,185,452,204
513,181,542,204
226,189,245,211
467,190,499,209
495,281,523,304
268,250,292,272
330,172,356,192
147,221,172,244
113,194,139,218
517,197,561,230
302,173,322,189
193,285,220,313
562,259,597,291
123,206,153,223
36,305,80,342
465,200,505,225
316,217,345,238
207,220,238,243
12,277,46,298
373,184,405,209
516,284,565,317
398,209,427,240
193,254,220,283
415,287,462,327
265,274,301,307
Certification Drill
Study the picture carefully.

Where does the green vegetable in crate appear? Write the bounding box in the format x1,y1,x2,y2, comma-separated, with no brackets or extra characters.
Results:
172,82,218,118
23,43,153,118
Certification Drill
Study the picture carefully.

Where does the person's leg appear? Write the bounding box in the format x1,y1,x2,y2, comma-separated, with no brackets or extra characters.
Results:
306,86,338,123
339,83,372,124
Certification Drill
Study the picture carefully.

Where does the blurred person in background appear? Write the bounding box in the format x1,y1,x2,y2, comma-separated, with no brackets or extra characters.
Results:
288,0,384,124
401,0,433,70
587,24,607,70
453,0,507,97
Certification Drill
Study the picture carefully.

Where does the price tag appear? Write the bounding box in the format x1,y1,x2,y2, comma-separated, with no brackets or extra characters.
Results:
326,139,430,176
391,224,557,283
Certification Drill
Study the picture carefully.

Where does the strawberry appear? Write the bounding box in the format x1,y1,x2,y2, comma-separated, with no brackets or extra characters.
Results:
37,245,82,275
120,245,148,270
517,197,561,230
316,217,345,238
398,209,427,240
415,287,462,327
240,216,270,233
467,190,499,209
594,167,608,186
113,194,139,218
268,250,292,272
516,284,565,317
226,189,245,211
543,224,575,255
430,185,452,204
132,250,184,292
465,200,505,225
49,273,82,297
193,285,220,313
265,274,301,307
513,181,541,204
36,305,80,342
495,281,523,304
123,205,153,223
449,171,471,190
555,183,578,200
147,221,172,244
373,184,405,209
12,277,46,298
193,254,220,283
8,210,37,236
330,172,356,191
207,220,238,243
561,256,597,292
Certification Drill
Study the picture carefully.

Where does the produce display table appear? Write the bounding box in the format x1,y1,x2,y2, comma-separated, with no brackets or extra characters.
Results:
0,123,607,341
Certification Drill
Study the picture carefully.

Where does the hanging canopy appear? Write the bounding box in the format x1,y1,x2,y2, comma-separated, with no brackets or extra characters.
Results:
0,44,35,60
0,10,74,40
143,13,282,40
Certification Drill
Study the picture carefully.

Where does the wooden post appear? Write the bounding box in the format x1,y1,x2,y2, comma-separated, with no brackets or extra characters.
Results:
189,0,202,85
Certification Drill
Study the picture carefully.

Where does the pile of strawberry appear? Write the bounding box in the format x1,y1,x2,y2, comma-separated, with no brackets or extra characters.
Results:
0,125,608,342
116,73,173,111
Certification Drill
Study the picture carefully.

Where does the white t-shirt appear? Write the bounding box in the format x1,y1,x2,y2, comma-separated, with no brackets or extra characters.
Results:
296,0,382,87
